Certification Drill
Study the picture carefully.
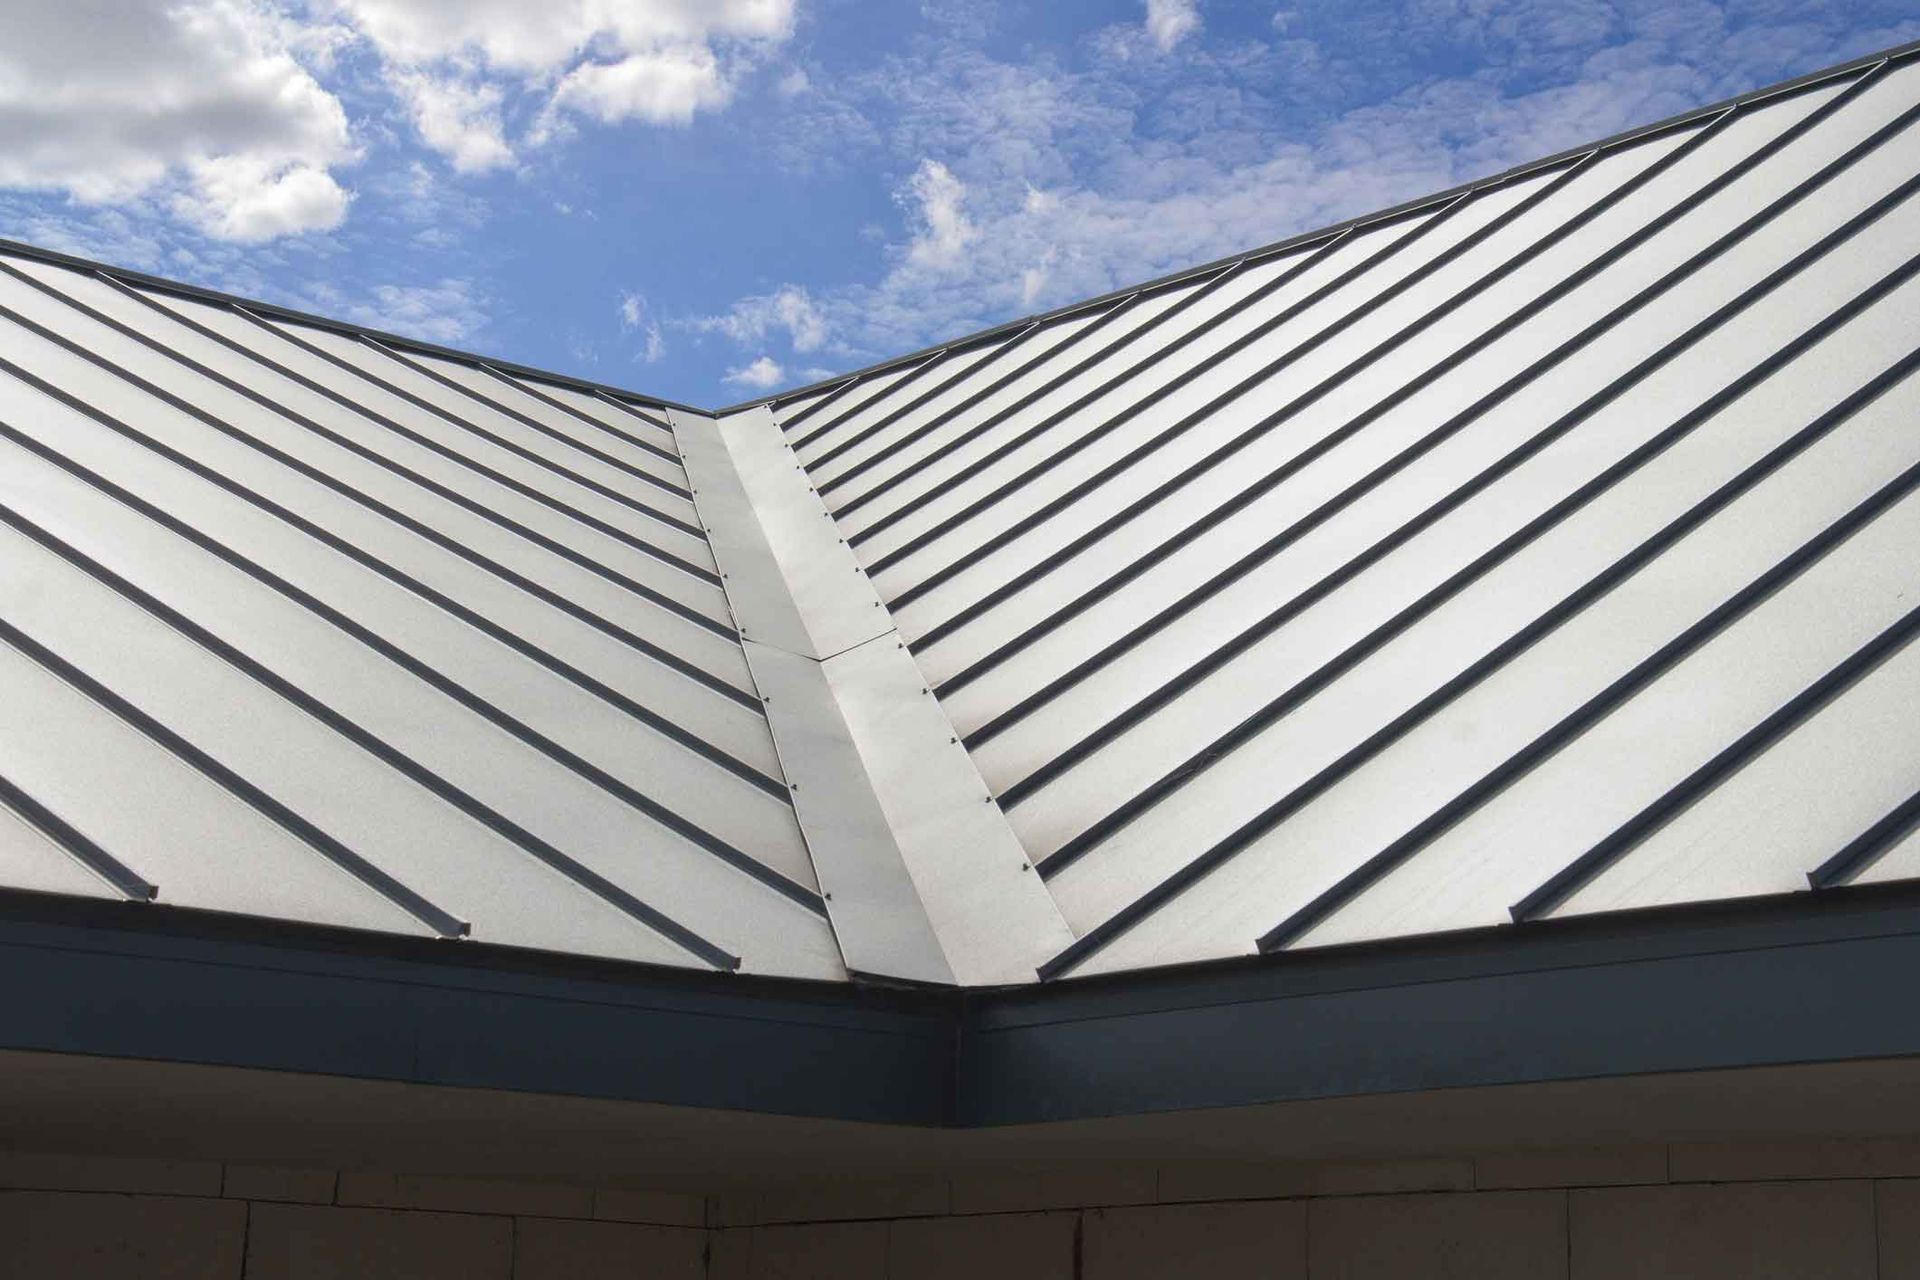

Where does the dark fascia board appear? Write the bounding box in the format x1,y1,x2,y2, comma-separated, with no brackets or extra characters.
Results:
715,35,1920,415
6,881,1920,1129
0,238,708,419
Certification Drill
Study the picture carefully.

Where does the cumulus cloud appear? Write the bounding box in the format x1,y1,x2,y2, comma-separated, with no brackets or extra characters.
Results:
724,355,787,389
0,0,353,240
1145,0,1202,52
687,284,827,352
619,291,667,363
330,0,795,165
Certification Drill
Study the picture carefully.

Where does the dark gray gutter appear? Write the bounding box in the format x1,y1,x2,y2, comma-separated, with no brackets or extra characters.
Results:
4,881,1920,1128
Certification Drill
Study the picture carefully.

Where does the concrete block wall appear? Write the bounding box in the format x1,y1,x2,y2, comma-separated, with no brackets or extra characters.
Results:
0,1151,706,1279
709,1139,1920,1280
6,1137,1920,1277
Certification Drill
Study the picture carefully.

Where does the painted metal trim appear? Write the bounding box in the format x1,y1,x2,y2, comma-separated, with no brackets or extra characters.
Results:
745,641,956,986
818,633,1076,986
7,879,1920,1127
672,406,890,660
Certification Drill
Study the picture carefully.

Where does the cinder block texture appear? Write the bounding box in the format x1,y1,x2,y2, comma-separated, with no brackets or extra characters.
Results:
886,1211,1076,1280
1878,1179,1920,1275
730,1221,890,1279
0,1190,245,1280
511,1217,705,1280
335,1170,592,1218
221,1163,337,1204
950,1164,1155,1214
1474,1145,1666,1190
244,1202,512,1280
1308,1190,1567,1280
591,1186,707,1227
0,1150,221,1197
1158,1156,1471,1204
1670,1137,1920,1183
718,1176,948,1226
1083,1200,1306,1279
1571,1181,1876,1279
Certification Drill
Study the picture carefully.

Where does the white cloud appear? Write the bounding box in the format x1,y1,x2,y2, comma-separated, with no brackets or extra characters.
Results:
687,284,827,352
619,291,667,363
173,156,353,243
0,0,353,240
1146,0,1202,52
901,159,980,270
541,46,730,133
330,0,796,165
724,355,787,389
777,68,812,97
390,70,512,173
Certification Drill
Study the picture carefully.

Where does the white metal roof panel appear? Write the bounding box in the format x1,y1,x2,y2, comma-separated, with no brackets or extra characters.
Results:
4,43,1918,987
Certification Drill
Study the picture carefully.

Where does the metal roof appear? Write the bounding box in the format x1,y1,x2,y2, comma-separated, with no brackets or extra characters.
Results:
3,42,1919,986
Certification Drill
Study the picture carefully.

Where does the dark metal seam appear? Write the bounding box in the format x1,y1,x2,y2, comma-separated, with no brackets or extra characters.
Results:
0,297,756,699
32,267,736,625
0,614,468,939
590,388,678,434
361,335,694,498
0,388,789,797
1040,331,1920,979
0,449,823,916
0,42,1901,429
797,320,1045,471
771,374,865,432
230,304,707,540
874,87,1761,604
0,509,748,969
789,344,965,455
968,126,1920,756
925,68,1901,647
1513,601,1920,921
1027,245,1920,861
0,238,706,417
778,354,939,436
1810,790,1920,888
833,264,1251,527
861,184,1498,587
716,39,1920,415
789,345,965,446
1256,352,1920,953
474,361,685,464
849,226,1359,561
0,773,157,902
819,294,1151,506
922,158,1616,665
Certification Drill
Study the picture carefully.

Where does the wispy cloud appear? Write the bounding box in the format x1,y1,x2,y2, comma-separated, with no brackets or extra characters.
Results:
619,290,667,363
336,277,490,345
685,284,828,352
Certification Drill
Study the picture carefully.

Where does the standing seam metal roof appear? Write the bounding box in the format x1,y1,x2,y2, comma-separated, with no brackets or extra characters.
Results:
2,41,1919,985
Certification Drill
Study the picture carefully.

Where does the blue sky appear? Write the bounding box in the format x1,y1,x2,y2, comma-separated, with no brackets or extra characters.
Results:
2,1,1915,405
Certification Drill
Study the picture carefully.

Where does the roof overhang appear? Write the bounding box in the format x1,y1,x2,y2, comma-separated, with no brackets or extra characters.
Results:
5,879,1919,1132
